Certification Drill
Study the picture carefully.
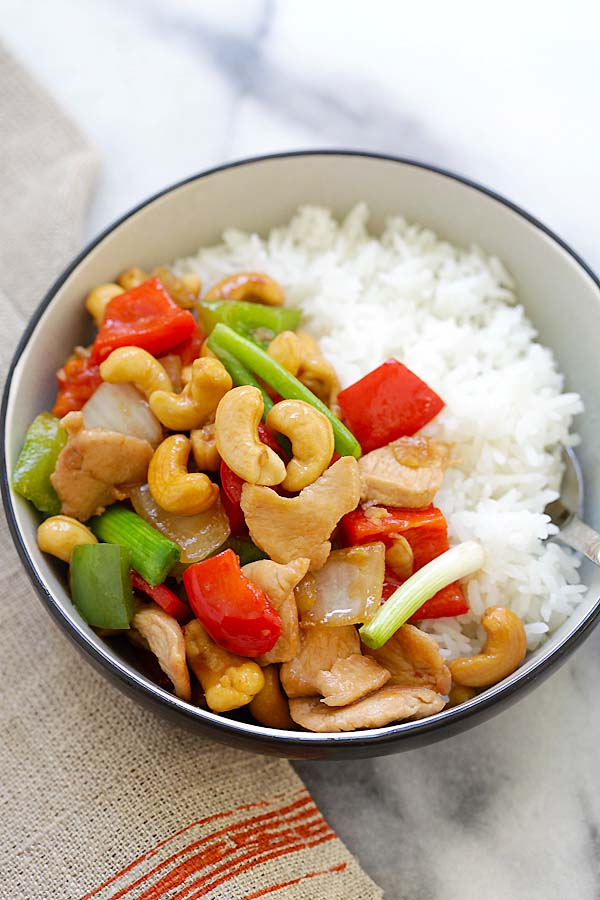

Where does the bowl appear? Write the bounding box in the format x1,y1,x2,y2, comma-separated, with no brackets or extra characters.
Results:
3,151,600,759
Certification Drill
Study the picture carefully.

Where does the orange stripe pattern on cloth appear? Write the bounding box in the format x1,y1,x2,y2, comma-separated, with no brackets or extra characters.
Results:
80,788,346,900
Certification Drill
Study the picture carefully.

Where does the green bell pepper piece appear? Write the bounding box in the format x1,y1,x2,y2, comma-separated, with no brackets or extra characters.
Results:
12,412,67,514
209,324,362,459
70,543,135,629
90,505,180,586
227,536,269,566
197,300,301,345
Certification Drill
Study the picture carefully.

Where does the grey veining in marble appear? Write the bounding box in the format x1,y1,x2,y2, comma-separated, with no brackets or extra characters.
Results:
2,2,600,897
298,639,600,900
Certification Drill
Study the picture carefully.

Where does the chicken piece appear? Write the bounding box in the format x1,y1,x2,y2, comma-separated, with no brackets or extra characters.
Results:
51,411,153,521
289,684,446,732
242,558,310,665
365,624,451,695
241,457,361,569
358,436,451,508
261,594,299,664
315,654,390,707
242,558,311,607
280,624,360,698
132,603,191,701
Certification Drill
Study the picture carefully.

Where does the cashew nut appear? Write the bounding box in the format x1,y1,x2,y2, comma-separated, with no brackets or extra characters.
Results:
190,422,220,472
99,346,173,398
184,619,264,712
248,665,295,729
148,434,219,515
132,603,191,701
447,685,477,707
265,399,334,491
215,385,286,486
180,272,202,296
37,515,97,562
151,265,199,309
295,331,340,408
200,339,216,359
85,283,124,327
117,266,148,291
267,331,301,376
205,272,285,306
150,357,232,431
449,607,527,688
385,534,414,581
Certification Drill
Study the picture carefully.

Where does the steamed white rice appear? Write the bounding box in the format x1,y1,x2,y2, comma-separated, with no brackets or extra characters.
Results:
175,204,586,659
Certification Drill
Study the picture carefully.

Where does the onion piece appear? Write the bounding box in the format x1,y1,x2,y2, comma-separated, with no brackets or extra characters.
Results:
130,483,230,564
299,542,385,627
83,382,163,447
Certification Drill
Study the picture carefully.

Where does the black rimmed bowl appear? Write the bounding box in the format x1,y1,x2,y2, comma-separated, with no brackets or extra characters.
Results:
3,151,600,759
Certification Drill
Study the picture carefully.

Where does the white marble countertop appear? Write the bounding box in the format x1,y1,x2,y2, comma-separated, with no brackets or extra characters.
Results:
3,2,600,897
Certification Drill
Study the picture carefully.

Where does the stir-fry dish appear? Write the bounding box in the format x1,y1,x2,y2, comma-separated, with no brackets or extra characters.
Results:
13,265,529,732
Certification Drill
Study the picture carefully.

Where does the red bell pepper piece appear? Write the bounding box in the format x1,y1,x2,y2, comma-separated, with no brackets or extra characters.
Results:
91,277,197,363
182,549,282,656
52,354,102,418
402,521,450,572
342,504,468,619
381,577,468,620
170,328,204,366
220,462,248,536
262,383,284,404
412,583,468,620
381,581,397,602
340,504,443,547
257,422,285,457
219,425,289,535
337,359,445,453
130,571,193,624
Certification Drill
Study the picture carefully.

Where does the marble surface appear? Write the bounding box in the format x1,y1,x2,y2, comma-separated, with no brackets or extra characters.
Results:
3,2,600,897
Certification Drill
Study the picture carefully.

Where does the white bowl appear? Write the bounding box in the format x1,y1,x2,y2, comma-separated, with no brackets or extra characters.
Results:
3,152,600,758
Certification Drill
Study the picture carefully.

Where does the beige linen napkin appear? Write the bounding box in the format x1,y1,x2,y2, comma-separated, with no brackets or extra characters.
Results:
0,45,382,900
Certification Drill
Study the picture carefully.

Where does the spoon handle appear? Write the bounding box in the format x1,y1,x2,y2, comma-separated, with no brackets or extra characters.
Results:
556,515,600,566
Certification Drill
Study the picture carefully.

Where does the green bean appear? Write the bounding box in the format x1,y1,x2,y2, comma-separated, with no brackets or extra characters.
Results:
207,339,273,415
209,324,362,458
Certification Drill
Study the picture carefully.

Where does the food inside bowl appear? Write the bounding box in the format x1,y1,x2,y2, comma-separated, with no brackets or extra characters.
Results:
12,206,585,732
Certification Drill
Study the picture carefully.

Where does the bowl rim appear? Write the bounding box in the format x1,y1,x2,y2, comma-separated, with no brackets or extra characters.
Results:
3,148,600,751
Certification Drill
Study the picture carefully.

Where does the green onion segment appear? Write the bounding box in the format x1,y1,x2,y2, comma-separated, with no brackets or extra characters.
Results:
360,542,485,650
90,505,180,586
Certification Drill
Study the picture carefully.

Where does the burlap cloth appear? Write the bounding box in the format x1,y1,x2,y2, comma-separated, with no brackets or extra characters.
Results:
0,46,382,900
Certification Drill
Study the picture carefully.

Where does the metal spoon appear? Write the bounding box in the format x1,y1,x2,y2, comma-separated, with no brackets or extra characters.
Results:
545,448,600,565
